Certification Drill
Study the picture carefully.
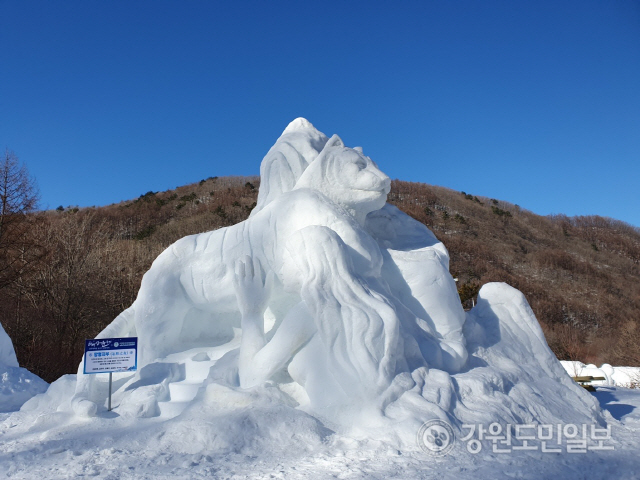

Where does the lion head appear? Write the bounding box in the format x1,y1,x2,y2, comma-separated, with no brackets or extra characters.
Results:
293,135,391,223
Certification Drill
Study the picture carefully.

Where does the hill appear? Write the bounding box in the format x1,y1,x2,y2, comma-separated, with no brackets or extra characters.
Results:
0,176,638,382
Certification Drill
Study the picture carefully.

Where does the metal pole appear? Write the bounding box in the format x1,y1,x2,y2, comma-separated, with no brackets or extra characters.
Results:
108,372,113,411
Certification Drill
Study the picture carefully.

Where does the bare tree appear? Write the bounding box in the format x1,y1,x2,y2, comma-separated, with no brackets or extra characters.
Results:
0,149,40,290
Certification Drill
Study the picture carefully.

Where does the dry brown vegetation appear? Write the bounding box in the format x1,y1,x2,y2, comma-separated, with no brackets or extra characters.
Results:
1,175,639,382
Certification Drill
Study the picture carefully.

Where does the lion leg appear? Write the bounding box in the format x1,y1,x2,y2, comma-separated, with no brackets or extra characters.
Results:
285,225,401,402
240,302,316,388
288,334,350,411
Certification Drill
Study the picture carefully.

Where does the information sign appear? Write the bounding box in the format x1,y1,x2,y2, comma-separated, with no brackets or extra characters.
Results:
84,337,138,375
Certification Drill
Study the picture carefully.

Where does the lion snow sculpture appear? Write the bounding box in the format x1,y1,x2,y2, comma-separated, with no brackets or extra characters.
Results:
73,120,466,416
72,119,602,440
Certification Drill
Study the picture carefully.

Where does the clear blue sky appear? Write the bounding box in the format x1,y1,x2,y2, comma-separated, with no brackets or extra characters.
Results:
2,1,639,226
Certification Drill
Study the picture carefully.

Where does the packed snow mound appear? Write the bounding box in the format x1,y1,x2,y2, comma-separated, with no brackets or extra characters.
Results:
456,284,602,426
62,118,604,447
0,322,48,412
561,361,640,387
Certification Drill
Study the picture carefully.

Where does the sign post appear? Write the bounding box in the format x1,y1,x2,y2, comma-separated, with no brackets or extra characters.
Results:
84,337,138,411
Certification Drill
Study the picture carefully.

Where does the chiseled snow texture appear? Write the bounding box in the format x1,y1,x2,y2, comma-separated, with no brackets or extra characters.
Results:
450,283,603,427
2,119,635,479
0,322,48,413
561,361,640,387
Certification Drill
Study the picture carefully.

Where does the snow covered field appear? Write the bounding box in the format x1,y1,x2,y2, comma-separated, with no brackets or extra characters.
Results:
3,334,639,478
1,379,640,479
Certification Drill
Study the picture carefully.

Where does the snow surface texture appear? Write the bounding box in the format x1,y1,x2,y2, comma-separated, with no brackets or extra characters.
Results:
3,380,639,480
0,322,48,412
66,118,603,443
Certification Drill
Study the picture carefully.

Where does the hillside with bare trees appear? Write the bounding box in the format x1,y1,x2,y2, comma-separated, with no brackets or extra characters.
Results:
1,174,638,382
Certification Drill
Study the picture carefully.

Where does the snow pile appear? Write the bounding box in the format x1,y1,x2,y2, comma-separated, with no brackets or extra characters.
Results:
561,361,640,388
18,118,604,450
0,322,48,412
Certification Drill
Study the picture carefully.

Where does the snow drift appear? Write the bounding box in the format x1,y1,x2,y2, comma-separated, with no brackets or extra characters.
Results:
24,118,602,448
0,321,48,412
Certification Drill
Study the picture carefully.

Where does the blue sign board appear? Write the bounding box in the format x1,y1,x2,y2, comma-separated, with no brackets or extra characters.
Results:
84,337,138,375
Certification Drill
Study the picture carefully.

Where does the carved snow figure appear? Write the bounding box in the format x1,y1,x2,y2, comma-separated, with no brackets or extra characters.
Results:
73,122,463,416
72,119,603,443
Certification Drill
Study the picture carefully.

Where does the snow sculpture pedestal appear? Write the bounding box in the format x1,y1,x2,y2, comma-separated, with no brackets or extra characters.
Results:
71,118,603,447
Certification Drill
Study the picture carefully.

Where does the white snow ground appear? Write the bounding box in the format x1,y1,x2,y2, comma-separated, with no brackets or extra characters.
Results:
2,315,637,479
1,356,640,479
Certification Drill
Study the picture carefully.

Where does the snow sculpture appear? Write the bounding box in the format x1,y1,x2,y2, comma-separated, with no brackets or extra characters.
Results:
72,119,603,442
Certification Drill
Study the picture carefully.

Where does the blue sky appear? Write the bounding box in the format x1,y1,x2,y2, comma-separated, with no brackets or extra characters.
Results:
1,1,639,226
